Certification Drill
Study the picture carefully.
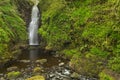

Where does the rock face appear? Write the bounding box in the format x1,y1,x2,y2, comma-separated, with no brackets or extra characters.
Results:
26,75,45,80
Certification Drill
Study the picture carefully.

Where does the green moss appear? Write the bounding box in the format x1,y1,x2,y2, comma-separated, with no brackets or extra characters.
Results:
7,71,21,79
0,0,27,62
33,67,42,73
108,57,120,73
107,43,120,73
99,71,115,80
69,54,105,77
38,0,120,76
63,49,80,58
90,47,109,58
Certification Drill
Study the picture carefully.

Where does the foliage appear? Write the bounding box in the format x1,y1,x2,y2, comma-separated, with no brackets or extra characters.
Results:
0,0,27,61
99,71,115,80
90,47,109,58
39,0,71,49
38,0,120,77
63,49,80,58
108,42,120,73
108,57,120,73
70,53,104,77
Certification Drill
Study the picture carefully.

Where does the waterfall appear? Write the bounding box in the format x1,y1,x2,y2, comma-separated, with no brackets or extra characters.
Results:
29,1,39,45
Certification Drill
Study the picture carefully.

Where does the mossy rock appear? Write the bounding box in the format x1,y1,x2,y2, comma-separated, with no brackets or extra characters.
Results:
35,59,47,64
26,75,45,80
71,72,80,79
7,71,21,79
33,67,42,73
69,54,105,77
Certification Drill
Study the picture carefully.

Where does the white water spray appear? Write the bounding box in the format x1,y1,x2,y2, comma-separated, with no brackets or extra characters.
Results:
29,1,39,45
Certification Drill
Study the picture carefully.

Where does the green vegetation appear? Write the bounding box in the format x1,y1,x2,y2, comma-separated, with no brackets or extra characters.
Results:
99,71,115,80
7,71,21,79
0,0,120,79
0,0,27,62
39,0,120,78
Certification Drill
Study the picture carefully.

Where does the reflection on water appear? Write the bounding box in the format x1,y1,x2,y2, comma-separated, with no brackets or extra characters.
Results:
29,48,39,62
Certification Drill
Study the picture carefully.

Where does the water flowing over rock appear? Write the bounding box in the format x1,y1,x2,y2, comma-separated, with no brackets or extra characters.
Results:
29,1,40,45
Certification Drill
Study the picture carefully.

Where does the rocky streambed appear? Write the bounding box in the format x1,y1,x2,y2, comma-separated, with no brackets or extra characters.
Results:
0,47,98,80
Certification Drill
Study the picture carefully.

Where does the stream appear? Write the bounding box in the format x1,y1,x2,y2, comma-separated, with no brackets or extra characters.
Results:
0,46,98,80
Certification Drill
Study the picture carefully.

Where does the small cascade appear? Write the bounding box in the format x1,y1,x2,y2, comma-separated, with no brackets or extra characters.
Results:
29,0,39,45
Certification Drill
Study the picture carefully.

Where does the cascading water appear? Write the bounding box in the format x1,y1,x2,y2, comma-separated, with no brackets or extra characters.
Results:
29,1,39,45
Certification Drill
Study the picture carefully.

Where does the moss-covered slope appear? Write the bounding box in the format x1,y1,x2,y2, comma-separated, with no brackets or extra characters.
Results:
39,0,120,78
0,0,27,62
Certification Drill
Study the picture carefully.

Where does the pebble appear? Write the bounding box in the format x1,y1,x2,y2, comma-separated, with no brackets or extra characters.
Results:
49,74,54,78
